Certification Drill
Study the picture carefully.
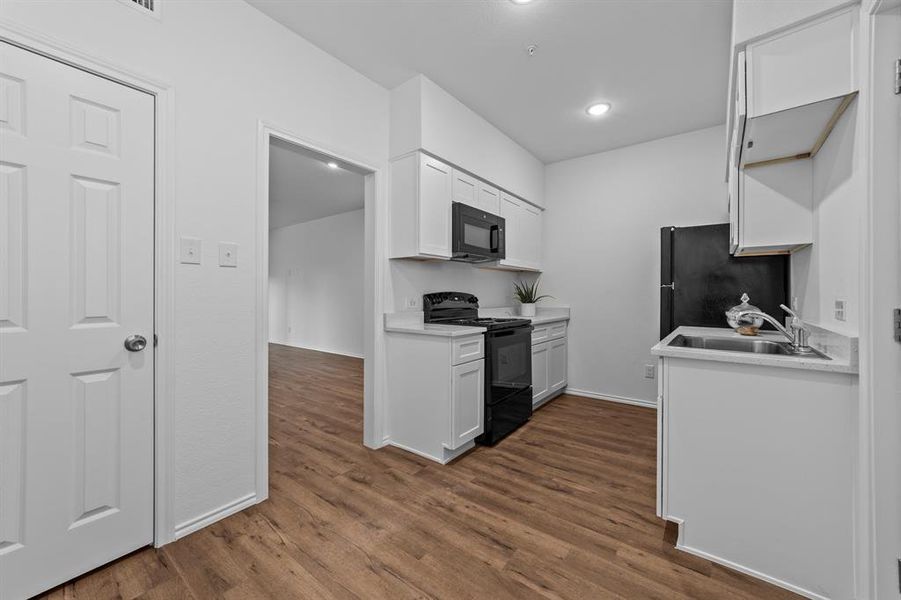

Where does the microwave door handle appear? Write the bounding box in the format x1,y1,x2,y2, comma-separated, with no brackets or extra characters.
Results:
490,225,500,252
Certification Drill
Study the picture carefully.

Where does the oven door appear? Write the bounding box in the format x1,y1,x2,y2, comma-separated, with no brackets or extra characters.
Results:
485,326,532,404
452,202,505,261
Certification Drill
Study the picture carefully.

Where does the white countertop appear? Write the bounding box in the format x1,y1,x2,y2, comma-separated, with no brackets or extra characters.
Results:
651,326,858,374
383,312,485,338
384,306,569,337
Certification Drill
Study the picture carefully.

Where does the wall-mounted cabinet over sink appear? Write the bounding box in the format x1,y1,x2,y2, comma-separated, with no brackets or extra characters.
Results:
727,6,857,256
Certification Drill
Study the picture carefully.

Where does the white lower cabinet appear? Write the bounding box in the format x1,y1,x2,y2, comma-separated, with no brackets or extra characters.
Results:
548,337,567,393
449,360,484,449
531,343,550,401
531,320,568,407
657,356,857,598
386,330,485,464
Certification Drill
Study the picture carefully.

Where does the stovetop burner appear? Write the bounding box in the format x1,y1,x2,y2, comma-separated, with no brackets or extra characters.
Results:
422,292,532,331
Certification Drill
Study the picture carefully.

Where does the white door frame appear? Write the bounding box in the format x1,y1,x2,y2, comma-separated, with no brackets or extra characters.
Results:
0,19,178,547
255,122,388,503
857,0,901,597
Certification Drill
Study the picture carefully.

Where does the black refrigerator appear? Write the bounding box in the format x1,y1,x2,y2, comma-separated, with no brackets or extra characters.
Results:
660,224,789,339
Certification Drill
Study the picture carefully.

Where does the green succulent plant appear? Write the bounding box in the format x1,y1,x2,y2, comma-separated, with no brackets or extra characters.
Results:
513,278,553,304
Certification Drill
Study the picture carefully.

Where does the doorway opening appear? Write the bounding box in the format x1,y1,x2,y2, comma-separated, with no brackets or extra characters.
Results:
256,128,380,501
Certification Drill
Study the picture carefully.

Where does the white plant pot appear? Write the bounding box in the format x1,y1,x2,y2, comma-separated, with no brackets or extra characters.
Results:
519,303,536,317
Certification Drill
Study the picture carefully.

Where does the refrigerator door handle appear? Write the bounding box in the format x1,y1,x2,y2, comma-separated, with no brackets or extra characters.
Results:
661,283,675,290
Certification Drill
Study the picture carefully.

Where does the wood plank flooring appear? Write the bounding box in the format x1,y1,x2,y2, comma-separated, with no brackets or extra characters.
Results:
39,344,799,599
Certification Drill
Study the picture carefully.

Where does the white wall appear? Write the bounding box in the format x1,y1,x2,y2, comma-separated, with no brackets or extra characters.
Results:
791,103,860,334
391,75,546,206
269,210,364,357
0,0,390,536
389,260,530,312
542,126,728,404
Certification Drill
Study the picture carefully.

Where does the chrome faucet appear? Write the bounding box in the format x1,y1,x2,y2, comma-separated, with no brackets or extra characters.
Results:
735,304,812,354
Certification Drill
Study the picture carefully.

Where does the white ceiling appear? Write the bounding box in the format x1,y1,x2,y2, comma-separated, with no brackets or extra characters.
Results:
269,138,365,230
248,0,732,164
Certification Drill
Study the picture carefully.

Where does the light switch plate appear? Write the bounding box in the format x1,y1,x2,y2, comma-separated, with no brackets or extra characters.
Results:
404,297,420,310
179,237,201,265
218,242,238,268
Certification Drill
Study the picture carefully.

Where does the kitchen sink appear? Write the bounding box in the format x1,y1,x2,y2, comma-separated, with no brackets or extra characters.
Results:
668,334,830,359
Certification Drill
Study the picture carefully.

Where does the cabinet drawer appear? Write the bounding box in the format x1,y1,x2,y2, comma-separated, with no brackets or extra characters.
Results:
531,325,550,345
547,321,567,341
452,335,484,365
533,321,567,344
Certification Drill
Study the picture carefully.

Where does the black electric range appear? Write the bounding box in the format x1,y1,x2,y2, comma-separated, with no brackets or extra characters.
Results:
423,292,533,445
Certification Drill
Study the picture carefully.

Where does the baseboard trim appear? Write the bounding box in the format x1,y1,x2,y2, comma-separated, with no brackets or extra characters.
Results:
565,387,657,409
669,518,830,600
269,341,363,359
174,492,258,540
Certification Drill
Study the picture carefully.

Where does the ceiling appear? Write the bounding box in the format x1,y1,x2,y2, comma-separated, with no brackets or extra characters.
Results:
269,138,365,230
248,0,732,164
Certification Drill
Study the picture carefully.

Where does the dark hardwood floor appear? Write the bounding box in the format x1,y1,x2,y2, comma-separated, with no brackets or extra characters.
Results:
40,344,798,599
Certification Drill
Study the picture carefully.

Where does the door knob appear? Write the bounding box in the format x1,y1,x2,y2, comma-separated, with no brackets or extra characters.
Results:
124,334,147,352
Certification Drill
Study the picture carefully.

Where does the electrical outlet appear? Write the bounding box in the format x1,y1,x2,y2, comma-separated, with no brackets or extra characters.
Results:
644,364,656,379
404,297,420,310
834,299,847,322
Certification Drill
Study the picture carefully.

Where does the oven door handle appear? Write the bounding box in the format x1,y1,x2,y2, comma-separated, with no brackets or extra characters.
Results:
490,328,529,338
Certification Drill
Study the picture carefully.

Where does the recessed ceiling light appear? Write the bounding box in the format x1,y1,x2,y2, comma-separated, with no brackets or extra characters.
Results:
327,162,339,169
586,102,611,117
510,0,534,4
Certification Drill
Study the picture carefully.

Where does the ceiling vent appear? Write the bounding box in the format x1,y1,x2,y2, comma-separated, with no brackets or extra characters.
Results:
118,0,159,17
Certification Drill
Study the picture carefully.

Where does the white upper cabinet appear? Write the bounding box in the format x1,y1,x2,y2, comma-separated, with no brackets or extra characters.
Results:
390,152,452,259
496,192,543,272
391,151,543,267
727,5,856,256
477,181,501,215
451,168,479,210
745,8,856,120
738,7,858,169
452,168,502,215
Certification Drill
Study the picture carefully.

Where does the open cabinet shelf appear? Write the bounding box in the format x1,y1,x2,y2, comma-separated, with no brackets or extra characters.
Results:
740,92,858,169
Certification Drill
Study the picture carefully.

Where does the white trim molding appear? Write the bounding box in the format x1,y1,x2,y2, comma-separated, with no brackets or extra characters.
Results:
174,493,257,540
668,519,831,600
0,18,178,547
255,122,390,505
564,387,658,409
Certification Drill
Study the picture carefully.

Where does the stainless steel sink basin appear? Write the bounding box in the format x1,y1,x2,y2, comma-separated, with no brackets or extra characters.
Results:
668,334,830,359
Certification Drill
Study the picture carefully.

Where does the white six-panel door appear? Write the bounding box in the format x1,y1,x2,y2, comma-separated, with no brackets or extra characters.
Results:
0,42,154,600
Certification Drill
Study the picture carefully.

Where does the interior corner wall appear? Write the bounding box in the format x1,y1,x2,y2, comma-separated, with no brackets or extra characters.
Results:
542,125,728,404
790,103,861,335
269,210,365,358
0,0,390,534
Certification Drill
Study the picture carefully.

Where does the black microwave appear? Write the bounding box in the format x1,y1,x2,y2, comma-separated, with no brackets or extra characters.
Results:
451,202,505,263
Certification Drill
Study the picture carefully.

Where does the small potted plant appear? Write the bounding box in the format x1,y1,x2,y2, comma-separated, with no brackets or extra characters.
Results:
513,278,552,317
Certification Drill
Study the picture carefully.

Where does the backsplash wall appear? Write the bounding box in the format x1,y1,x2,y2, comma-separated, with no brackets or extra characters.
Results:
388,260,537,311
